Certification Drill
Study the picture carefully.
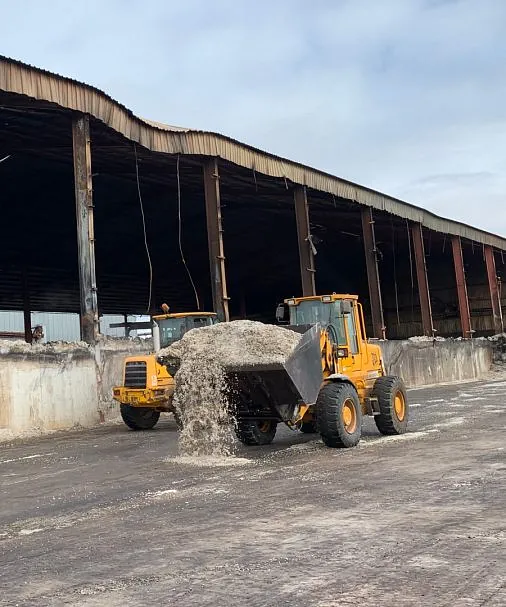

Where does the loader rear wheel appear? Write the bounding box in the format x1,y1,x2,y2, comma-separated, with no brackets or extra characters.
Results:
316,382,362,448
120,404,160,431
235,419,277,446
300,421,317,434
372,376,408,435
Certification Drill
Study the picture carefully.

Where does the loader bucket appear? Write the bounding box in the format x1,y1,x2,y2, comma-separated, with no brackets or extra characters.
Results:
283,323,323,405
227,324,323,422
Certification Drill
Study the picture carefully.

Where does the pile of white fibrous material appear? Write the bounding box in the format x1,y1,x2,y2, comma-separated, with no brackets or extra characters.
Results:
159,320,301,457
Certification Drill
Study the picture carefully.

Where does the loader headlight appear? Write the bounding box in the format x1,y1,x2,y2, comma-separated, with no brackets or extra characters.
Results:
287,299,296,306
321,295,332,302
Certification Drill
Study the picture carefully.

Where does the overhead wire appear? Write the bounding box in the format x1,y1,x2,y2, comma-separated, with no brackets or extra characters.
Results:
176,155,201,311
134,144,153,314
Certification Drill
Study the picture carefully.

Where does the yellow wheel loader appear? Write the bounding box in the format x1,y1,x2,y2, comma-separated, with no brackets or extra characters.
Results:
229,294,408,448
112,311,218,430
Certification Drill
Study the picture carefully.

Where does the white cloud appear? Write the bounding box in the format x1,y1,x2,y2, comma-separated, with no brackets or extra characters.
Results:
2,0,506,235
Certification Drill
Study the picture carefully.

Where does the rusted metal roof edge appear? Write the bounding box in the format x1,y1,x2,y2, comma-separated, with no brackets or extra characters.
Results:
1,55,505,250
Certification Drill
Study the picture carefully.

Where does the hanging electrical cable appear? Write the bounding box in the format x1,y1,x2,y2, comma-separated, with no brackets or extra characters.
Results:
176,155,201,311
134,144,153,314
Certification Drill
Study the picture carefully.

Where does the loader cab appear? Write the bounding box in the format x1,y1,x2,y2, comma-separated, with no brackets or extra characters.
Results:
277,295,360,353
153,312,218,349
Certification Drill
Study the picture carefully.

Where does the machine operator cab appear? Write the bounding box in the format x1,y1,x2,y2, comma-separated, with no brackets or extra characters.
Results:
275,293,365,361
152,311,218,352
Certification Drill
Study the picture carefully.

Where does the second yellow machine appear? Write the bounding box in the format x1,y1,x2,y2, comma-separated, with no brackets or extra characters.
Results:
113,310,218,430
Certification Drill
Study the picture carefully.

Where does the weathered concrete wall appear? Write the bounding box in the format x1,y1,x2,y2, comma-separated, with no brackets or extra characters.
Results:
379,338,494,388
0,338,151,438
0,346,97,434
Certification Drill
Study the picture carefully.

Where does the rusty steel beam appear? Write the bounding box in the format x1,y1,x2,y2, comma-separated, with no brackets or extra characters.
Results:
484,245,503,334
451,236,472,337
411,223,434,337
361,207,385,339
203,158,230,322
72,114,99,344
294,186,316,297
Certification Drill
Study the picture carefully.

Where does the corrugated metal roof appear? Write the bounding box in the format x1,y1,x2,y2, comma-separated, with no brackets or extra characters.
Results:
1,54,505,250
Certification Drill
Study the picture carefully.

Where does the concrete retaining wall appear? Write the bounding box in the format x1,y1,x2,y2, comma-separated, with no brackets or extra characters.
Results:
0,347,97,434
0,336,496,438
0,339,151,438
379,338,494,388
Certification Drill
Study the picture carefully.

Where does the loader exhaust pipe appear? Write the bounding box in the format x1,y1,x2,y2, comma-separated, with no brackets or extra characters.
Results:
153,320,161,353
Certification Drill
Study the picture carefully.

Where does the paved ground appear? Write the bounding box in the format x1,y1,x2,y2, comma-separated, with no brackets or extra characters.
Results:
1,379,505,607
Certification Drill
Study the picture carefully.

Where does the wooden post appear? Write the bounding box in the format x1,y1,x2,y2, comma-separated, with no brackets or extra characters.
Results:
451,236,472,337
411,223,433,337
294,186,316,296
361,207,385,339
203,158,229,321
484,245,503,334
72,114,99,344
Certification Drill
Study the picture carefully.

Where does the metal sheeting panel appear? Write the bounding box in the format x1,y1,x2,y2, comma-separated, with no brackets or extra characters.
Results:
0,310,143,341
1,55,505,250
0,310,23,333
0,310,80,341
100,314,138,338
31,312,81,342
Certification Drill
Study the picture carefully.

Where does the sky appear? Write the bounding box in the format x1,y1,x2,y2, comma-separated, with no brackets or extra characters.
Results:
2,0,506,236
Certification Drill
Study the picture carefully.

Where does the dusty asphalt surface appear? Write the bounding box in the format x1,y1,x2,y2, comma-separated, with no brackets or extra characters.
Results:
1,378,505,606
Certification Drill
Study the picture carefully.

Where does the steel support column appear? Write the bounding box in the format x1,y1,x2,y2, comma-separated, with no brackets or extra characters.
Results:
361,207,385,339
22,268,32,344
484,245,503,334
451,236,472,337
411,223,433,336
203,158,229,322
72,114,99,344
294,186,316,296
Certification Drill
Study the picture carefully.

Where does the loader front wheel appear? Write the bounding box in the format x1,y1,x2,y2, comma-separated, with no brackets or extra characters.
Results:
316,382,362,448
372,376,408,435
235,419,277,446
300,421,317,434
120,404,160,431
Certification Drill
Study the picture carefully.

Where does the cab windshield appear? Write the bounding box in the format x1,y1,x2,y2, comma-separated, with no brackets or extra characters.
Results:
289,300,347,345
158,316,216,348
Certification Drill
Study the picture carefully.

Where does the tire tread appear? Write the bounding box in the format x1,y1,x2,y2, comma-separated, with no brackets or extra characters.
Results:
316,382,362,448
120,404,160,430
372,376,408,435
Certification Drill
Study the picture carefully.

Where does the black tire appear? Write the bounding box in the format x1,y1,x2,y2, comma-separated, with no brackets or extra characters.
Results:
372,376,408,435
316,382,362,448
300,421,317,434
120,404,160,431
235,419,277,446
